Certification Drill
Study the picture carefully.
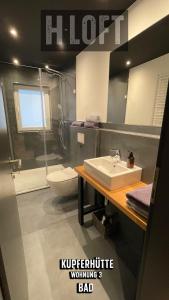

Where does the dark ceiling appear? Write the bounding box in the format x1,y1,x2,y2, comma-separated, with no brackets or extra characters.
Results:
109,15,169,77
0,0,135,70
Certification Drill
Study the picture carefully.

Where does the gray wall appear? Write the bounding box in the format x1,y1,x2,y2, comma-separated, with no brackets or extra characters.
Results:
0,63,76,170
98,128,159,294
69,127,99,167
0,64,42,169
100,123,161,135
107,71,129,124
99,130,159,183
69,126,159,184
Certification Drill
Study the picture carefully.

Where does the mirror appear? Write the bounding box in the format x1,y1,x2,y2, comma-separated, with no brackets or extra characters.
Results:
107,16,169,127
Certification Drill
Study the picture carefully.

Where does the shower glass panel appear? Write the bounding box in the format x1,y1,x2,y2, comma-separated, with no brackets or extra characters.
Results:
0,63,48,194
39,68,76,174
0,63,76,194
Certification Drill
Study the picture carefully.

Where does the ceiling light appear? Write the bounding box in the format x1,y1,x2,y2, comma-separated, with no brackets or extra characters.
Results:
126,60,131,66
9,27,18,38
13,58,20,65
58,40,64,49
45,65,49,69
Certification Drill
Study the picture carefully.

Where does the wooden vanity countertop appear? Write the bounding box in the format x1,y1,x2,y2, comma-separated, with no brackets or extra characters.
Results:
75,165,148,231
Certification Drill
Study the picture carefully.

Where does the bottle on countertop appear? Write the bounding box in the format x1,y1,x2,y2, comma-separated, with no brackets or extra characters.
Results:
127,152,135,168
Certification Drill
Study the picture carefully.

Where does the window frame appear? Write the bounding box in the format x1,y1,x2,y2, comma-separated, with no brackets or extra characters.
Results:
14,84,51,132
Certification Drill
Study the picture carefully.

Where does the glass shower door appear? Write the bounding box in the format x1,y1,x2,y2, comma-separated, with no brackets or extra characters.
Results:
39,69,65,175
0,63,48,194
39,68,76,174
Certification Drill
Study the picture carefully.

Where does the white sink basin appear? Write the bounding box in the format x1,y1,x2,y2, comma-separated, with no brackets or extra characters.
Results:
84,156,142,191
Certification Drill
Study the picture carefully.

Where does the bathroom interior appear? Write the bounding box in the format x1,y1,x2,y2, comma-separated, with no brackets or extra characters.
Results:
0,1,169,300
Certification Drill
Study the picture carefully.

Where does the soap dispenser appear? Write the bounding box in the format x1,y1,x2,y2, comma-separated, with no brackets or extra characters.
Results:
127,152,135,168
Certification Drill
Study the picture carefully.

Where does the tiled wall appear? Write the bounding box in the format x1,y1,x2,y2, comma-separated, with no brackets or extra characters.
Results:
69,125,159,184
98,129,159,183
0,63,76,170
100,123,161,135
69,127,99,167
1,63,159,181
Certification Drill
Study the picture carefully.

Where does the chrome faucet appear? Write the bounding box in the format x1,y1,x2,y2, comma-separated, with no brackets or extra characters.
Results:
109,149,121,165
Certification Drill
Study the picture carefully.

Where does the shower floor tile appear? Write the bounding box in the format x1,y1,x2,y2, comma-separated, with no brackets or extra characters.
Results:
14,164,64,194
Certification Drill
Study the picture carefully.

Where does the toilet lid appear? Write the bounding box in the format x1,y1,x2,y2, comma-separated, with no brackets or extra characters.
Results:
47,167,77,183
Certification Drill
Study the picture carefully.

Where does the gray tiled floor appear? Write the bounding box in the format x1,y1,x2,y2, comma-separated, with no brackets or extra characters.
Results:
17,188,135,300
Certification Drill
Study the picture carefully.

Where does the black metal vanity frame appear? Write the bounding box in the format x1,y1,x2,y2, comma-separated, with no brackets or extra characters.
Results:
78,176,105,225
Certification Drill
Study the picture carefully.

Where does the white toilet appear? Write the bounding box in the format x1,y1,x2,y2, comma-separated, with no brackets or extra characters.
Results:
47,167,78,197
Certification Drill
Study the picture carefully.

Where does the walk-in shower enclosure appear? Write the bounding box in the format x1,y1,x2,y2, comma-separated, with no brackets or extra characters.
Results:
0,64,76,194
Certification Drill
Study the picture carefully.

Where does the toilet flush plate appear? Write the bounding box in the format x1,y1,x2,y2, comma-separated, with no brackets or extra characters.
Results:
77,132,85,144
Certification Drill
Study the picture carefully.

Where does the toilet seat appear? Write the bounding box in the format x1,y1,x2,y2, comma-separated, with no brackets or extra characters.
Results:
47,167,77,183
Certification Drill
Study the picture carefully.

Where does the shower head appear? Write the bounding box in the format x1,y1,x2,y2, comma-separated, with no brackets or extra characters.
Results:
45,67,64,78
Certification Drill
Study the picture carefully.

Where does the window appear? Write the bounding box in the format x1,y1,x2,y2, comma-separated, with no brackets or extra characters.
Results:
14,85,51,132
